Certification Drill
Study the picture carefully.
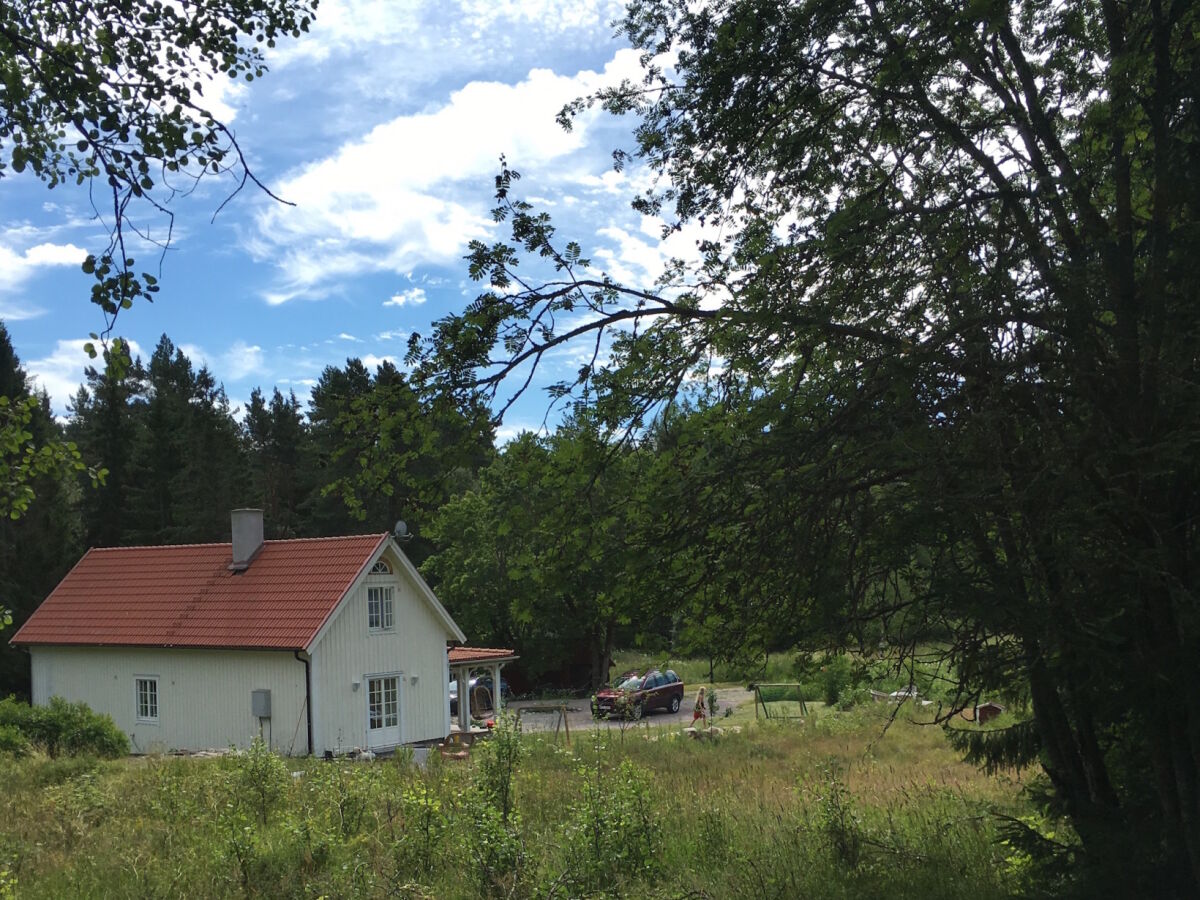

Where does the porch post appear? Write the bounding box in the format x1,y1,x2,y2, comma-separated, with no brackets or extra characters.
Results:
491,663,503,712
457,669,472,731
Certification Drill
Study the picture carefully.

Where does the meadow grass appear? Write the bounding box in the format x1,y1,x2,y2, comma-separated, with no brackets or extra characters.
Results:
0,707,1037,899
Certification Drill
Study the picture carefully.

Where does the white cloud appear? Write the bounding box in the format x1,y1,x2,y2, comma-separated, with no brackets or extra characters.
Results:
0,298,44,321
338,332,362,342
173,340,266,383
590,215,711,289
361,353,400,370
458,0,620,32
271,1,621,69
0,242,88,320
383,287,426,307
222,340,265,380
253,49,644,301
494,420,546,445
22,242,89,267
375,328,407,341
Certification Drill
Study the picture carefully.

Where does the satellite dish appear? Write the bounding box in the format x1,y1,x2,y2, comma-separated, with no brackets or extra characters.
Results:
394,519,412,541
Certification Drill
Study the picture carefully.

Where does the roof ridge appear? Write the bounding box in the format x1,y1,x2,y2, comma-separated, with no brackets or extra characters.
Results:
263,533,387,544
82,533,387,552
87,541,230,551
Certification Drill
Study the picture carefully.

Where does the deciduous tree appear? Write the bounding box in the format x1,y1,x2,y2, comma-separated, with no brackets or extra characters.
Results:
418,0,1200,889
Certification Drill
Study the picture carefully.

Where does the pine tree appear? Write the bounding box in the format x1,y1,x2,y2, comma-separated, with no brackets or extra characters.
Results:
0,324,82,695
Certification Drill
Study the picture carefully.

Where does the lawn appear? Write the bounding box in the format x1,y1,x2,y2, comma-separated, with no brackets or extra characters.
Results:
0,701,1046,899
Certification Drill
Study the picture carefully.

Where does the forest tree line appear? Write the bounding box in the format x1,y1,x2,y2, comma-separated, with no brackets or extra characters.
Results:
1,323,759,698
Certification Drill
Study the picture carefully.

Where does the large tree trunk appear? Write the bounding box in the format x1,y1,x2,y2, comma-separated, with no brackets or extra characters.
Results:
589,621,615,692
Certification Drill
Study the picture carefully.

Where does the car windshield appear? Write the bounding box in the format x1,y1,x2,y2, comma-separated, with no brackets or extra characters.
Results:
617,675,644,691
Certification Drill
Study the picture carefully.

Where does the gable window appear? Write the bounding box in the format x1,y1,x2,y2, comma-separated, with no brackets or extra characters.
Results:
135,677,159,723
368,586,394,632
370,560,391,575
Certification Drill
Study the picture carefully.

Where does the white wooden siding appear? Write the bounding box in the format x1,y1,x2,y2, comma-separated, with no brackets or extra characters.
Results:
310,548,451,753
29,646,307,754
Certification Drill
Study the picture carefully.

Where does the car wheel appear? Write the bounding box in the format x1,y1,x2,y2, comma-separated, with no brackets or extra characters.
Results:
669,695,681,714
630,702,644,721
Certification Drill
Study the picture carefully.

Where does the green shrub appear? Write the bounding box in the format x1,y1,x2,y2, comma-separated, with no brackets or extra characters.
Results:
229,736,290,825
835,686,870,711
304,761,373,839
0,697,30,730
567,754,660,892
30,754,101,787
458,791,526,897
805,762,862,867
0,696,128,758
473,713,524,824
0,725,29,758
0,860,14,900
393,776,451,878
819,655,856,705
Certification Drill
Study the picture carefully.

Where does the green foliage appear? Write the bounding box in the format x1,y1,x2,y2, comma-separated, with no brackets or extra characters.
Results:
393,773,451,879
472,713,524,824
416,0,1200,889
0,724,29,758
0,394,100,520
567,746,660,893
228,736,290,825
28,754,102,788
424,420,650,689
0,696,128,758
803,763,863,868
306,358,493,562
947,720,1042,776
818,655,856,706
303,761,374,839
457,790,526,897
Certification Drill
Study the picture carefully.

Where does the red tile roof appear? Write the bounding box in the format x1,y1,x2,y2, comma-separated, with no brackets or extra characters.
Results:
449,646,518,665
10,534,389,650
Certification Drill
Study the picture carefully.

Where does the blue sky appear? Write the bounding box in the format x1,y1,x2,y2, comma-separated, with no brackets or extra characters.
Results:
0,0,701,442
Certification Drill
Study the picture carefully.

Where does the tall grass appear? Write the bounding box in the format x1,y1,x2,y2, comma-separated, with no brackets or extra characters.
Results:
0,708,1038,898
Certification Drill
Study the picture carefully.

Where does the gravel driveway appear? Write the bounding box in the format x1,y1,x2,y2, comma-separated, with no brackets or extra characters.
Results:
506,687,755,735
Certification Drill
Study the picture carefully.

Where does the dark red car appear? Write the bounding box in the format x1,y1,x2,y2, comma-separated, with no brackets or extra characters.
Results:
591,669,685,720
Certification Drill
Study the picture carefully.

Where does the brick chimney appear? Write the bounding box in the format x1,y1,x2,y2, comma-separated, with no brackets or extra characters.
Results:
229,509,264,572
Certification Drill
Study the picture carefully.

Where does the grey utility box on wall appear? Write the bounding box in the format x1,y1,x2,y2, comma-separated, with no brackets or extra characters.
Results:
251,689,272,718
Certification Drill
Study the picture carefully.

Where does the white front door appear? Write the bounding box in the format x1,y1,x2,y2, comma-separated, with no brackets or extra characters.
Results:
366,674,401,748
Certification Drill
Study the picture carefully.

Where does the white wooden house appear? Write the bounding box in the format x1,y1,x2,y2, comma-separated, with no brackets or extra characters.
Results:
10,510,467,755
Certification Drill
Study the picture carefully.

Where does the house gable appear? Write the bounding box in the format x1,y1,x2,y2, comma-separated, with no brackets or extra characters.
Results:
306,537,465,651
307,540,460,751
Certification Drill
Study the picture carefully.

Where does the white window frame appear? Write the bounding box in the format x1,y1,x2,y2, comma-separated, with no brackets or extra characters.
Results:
367,674,400,730
367,585,394,633
134,676,159,724
370,560,391,575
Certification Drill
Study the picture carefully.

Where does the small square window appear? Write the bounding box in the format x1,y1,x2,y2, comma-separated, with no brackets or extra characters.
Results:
368,586,394,633
135,677,159,723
